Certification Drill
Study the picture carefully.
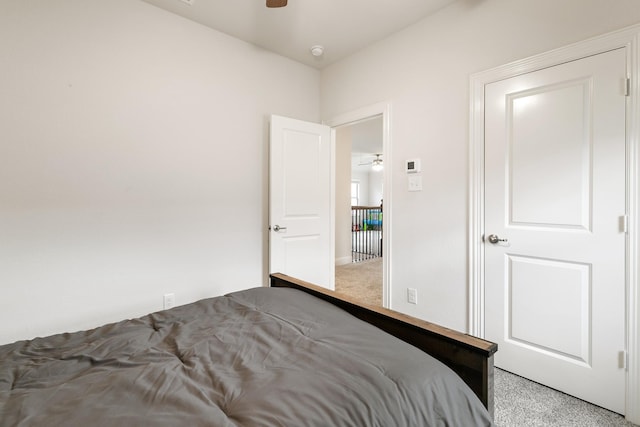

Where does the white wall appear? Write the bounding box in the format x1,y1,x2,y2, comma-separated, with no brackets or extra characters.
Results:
320,0,640,331
368,170,383,207
351,170,370,205
0,0,320,344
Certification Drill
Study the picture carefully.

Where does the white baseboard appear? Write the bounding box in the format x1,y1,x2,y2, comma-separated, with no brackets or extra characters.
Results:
335,256,352,266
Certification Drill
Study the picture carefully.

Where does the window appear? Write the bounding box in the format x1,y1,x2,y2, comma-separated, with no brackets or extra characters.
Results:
351,181,360,206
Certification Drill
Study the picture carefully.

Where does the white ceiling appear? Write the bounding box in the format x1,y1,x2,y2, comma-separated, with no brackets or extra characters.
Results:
344,116,383,172
141,0,458,69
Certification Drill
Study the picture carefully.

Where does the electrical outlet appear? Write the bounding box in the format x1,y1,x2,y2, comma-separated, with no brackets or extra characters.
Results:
407,288,417,304
163,293,175,310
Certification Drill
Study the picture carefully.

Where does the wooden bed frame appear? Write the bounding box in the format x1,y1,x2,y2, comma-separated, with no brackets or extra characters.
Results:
270,273,498,417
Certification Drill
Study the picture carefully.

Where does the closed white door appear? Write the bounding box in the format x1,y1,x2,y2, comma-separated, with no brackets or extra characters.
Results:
484,48,627,413
269,115,334,289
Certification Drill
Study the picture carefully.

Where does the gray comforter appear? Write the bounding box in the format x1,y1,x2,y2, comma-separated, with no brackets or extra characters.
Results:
0,287,493,426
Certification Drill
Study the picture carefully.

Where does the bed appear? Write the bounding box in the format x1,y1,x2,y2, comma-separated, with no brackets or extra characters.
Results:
0,273,497,426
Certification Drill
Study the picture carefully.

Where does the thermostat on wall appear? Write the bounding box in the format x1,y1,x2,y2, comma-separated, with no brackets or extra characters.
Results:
406,158,421,174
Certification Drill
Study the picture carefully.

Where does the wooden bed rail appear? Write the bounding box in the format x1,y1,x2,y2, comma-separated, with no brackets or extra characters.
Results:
269,273,498,417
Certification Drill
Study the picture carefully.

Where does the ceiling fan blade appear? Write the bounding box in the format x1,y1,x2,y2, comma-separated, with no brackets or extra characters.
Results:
266,0,287,7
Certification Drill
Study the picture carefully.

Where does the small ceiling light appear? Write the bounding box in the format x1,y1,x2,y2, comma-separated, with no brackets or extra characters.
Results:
372,155,383,172
310,45,324,57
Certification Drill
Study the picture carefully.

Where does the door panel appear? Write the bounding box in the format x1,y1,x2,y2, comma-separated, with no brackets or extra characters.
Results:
485,48,626,413
509,80,591,228
508,255,591,364
269,115,333,289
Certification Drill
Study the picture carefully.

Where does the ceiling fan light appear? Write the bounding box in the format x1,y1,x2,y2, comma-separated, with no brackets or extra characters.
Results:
266,0,287,7
372,158,383,171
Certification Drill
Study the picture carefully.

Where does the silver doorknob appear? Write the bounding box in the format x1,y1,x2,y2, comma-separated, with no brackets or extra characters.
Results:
487,234,508,244
273,225,287,232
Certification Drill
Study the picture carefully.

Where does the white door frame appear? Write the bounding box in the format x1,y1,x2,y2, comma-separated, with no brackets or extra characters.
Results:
326,102,392,307
469,24,640,423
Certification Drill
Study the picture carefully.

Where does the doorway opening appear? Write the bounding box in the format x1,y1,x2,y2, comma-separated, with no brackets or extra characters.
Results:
332,113,386,307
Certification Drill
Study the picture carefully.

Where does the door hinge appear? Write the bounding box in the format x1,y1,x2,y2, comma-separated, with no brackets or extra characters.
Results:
620,215,629,233
620,350,628,370
625,77,631,96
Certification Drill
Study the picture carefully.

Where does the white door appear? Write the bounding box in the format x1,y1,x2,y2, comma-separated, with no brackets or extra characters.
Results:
484,48,627,413
269,115,334,289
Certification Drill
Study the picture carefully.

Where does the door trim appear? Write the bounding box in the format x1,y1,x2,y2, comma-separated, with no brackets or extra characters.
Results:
469,24,640,423
325,102,392,308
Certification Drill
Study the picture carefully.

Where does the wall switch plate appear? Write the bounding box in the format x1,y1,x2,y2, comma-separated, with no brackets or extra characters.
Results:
407,288,417,304
163,293,175,310
408,175,422,191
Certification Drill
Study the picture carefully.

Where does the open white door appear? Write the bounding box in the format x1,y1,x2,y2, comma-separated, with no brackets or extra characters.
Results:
269,115,334,289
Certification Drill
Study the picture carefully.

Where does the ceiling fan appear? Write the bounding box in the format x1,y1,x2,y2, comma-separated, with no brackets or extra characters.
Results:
358,154,384,171
266,0,287,7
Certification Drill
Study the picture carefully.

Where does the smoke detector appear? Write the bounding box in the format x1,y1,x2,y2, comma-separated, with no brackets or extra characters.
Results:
310,45,324,57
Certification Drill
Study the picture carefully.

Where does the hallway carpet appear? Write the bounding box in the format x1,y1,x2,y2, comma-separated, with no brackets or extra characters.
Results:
334,258,382,306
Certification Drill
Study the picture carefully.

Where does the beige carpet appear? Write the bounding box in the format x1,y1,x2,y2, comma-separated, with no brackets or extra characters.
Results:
334,258,383,306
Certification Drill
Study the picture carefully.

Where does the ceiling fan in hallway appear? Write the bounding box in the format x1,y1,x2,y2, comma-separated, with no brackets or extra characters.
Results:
358,154,384,171
266,0,287,7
